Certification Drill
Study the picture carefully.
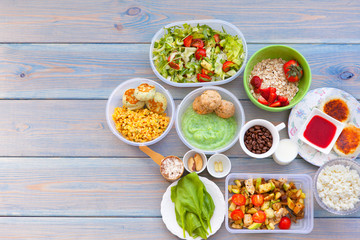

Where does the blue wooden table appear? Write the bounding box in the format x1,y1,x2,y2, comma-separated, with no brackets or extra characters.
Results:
1,0,359,239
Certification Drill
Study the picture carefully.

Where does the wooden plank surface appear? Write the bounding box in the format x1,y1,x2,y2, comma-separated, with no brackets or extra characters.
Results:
1,0,360,43
0,217,357,239
0,99,290,157
0,44,359,99
0,157,357,218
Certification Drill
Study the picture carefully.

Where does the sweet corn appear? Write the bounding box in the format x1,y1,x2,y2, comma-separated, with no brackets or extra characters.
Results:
112,107,170,142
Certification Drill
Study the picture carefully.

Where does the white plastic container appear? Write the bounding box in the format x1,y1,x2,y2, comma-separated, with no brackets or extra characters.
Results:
106,78,175,146
225,173,314,234
176,86,245,154
149,19,248,87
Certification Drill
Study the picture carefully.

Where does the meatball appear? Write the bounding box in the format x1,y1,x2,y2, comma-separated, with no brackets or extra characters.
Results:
200,90,222,111
193,96,212,115
215,100,235,118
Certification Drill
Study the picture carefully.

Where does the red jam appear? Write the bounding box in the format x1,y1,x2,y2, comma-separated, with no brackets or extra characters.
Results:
303,115,337,148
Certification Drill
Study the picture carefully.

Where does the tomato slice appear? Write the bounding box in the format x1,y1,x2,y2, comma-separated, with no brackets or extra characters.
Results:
169,61,180,70
251,194,264,207
252,210,266,223
197,73,211,82
183,35,193,47
201,69,214,76
195,48,206,60
222,61,234,72
191,39,204,48
213,34,220,43
279,216,291,229
230,209,244,221
231,194,246,206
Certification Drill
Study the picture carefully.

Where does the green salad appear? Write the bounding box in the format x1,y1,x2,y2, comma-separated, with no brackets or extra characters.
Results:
152,23,245,83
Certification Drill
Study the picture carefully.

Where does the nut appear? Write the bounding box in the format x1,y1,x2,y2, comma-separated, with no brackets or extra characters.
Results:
194,153,203,171
188,157,196,171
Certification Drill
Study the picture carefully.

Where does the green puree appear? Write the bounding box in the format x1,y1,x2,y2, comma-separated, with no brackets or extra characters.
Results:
181,106,237,150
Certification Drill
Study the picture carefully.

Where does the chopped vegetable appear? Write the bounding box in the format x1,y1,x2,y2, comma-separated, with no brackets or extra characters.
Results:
153,23,245,83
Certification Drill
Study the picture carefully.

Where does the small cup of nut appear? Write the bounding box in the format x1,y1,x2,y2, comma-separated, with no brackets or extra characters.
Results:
239,119,286,158
183,150,207,174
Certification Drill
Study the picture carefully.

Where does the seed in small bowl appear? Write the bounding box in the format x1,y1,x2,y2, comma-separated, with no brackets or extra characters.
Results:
244,125,273,154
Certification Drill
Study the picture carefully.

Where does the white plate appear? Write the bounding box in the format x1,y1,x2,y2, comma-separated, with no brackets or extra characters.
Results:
160,176,225,239
288,87,360,166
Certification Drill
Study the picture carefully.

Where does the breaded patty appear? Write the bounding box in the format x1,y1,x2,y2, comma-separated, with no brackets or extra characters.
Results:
321,97,350,123
334,123,360,157
193,96,212,115
200,90,222,111
146,92,167,113
134,83,156,101
122,88,145,110
215,100,235,118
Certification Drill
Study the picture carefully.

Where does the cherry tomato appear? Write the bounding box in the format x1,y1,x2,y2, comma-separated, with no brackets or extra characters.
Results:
195,48,206,60
283,60,303,82
252,210,266,223
230,209,244,221
183,36,193,47
213,34,220,43
191,39,204,48
231,194,246,206
169,61,180,70
197,73,211,82
222,61,234,72
201,69,214,76
279,216,291,229
251,194,264,207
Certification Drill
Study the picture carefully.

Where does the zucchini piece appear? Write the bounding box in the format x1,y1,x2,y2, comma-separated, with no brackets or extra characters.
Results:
283,183,290,191
229,202,236,211
255,177,262,191
234,179,241,187
264,208,275,219
300,192,306,199
264,193,274,201
287,197,295,210
246,208,258,214
275,192,282,200
232,188,240,194
259,183,272,193
261,201,270,211
248,222,261,230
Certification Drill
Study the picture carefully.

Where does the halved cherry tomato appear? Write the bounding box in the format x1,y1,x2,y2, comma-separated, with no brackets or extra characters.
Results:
231,194,246,206
183,35,193,47
201,69,214,76
195,48,206,60
197,73,211,82
230,209,244,221
251,194,264,207
222,61,234,72
213,34,220,43
279,216,291,229
252,210,266,223
191,39,204,48
169,61,180,70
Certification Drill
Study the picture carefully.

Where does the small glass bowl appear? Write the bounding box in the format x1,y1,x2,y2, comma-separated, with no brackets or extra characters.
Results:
313,158,360,215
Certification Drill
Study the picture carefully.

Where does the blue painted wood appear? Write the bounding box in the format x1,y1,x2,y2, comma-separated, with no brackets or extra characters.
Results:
0,157,357,218
0,0,359,43
0,44,359,99
0,217,356,239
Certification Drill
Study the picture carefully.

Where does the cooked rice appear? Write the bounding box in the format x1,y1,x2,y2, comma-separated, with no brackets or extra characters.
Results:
249,58,299,101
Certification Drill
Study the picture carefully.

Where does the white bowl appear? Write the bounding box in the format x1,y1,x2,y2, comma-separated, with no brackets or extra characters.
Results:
239,119,286,158
183,150,207,174
298,108,345,154
207,154,231,178
175,86,245,154
150,19,248,87
314,158,360,215
106,78,175,146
